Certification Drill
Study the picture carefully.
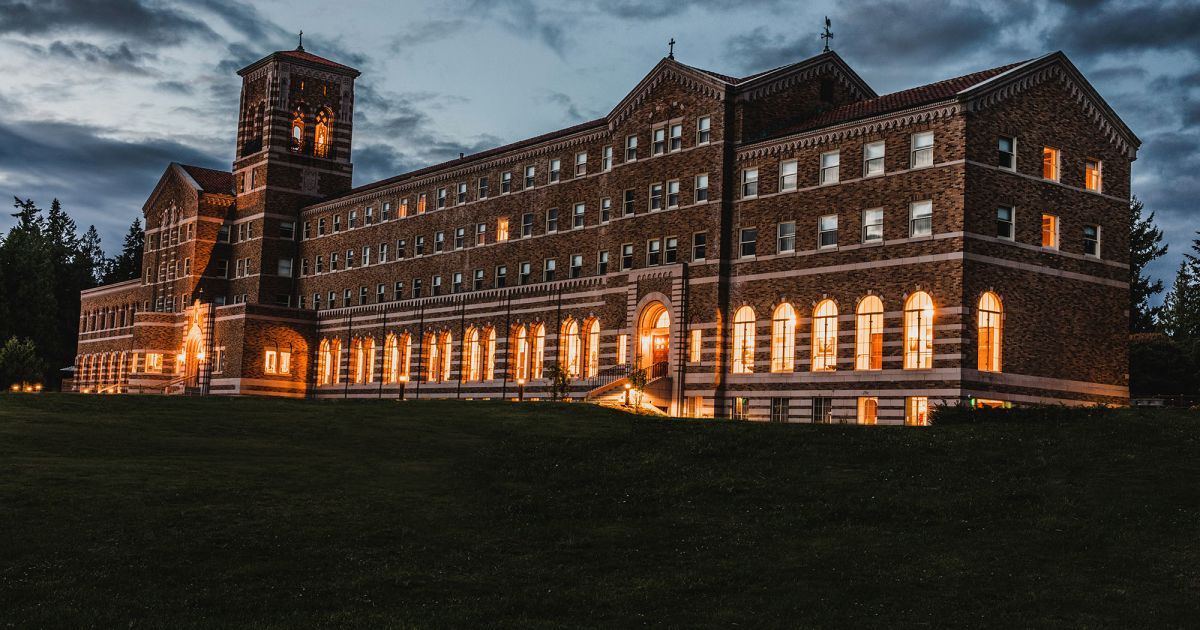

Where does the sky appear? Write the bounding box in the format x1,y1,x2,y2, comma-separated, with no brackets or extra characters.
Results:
0,0,1197,292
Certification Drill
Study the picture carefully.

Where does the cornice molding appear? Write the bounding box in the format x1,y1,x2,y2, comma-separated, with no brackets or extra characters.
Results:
737,101,961,159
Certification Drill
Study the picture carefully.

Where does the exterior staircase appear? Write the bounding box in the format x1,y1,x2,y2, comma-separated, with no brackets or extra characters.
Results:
585,361,672,414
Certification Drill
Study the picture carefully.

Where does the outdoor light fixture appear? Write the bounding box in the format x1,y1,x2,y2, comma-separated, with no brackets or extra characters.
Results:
517,377,526,402
624,382,632,407
397,374,409,401
9,384,18,392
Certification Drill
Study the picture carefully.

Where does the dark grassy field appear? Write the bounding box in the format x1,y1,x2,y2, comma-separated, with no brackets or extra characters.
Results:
0,395,1197,629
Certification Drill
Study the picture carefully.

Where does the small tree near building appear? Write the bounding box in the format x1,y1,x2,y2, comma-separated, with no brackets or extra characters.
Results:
0,337,47,389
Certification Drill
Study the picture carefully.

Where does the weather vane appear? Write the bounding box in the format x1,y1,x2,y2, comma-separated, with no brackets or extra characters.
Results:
821,17,833,52
297,30,305,52
668,38,676,60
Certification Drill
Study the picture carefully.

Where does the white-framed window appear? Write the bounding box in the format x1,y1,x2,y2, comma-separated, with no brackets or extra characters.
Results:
478,176,489,199
549,159,561,182
524,165,536,188
997,206,1014,240
819,151,840,184
741,168,758,197
454,226,465,250
910,131,934,168
452,272,463,293
501,171,512,193
602,146,612,171
1085,158,1103,192
739,227,757,258
546,208,559,232
573,203,585,229
543,258,556,282
1042,146,1060,181
818,215,838,248
697,116,711,145
456,182,467,205
570,254,583,278
436,187,447,209
1042,213,1059,249
625,134,638,161
264,349,291,375
777,221,796,253
780,160,798,191
666,180,680,208
650,183,663,210
669,123,682,152
600,198,611,224
692,232,707,261
998,136,1016,170
909,200,933,237
862,208,883,243
1084,224,1101,257
575,151,587,176
652,126,666,155
864,141,885,177
647,239,662,266
695,173,709,202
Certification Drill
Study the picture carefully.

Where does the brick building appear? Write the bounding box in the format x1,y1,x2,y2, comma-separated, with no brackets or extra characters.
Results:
74,44,1138,422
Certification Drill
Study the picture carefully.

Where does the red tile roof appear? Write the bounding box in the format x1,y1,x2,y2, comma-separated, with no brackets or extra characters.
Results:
277,49,359,74
766,61,1029,139
178,164,234,194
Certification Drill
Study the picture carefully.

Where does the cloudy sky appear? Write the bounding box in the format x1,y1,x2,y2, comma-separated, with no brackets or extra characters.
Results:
0,0,1197,290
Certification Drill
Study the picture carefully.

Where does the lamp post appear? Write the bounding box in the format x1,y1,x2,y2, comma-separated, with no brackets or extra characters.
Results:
398,374,409,401
624,382,632,407
517,378,526,402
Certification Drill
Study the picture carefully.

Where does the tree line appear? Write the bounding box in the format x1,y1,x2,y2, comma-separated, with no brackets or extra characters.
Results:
1129,196,1200,396
0,197,143,386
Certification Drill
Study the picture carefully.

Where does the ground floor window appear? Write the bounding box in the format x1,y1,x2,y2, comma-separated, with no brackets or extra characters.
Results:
684,395,704,417
732,397,750,420
972,398,1007,409
811,397,833,424
770,397,789,423
857,396,878,425
906,396,929,426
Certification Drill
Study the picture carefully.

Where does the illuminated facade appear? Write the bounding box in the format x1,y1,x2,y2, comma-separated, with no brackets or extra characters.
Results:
75,46,1138,422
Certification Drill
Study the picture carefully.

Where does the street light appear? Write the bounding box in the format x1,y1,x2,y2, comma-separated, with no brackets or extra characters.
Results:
398,374,409,401
517,378,526,402
624,382,632,407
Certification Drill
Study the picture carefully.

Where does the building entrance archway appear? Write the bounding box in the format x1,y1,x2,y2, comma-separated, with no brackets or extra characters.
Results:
637,302,671,370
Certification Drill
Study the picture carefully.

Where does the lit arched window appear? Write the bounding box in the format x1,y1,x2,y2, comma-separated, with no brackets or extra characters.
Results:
438,332,453,382
424,332,439,382
399,333,412,380
855,296,884,370
291,112,304,152
978,292,1003,372
363,337,375,383
770,303,796,372
314,108,332,158
812,299,838,371
583,319,600,378
732,306,756,374
318,338,340,385
904,292,935,369
560,319,581,377
483,327,496,380
383,333,399,384
530,323,546,378
511,325,529,380
350,338,365,384
464,327,480,382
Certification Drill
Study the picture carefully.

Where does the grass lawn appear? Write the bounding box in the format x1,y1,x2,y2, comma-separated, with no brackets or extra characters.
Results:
0,395,1197,628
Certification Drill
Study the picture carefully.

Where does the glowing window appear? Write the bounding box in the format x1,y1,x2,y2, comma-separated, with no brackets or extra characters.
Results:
770,303,797,372
483,327,496,381
978,292,1002,372
1042,147,1058,180
464,327,481,382
530,324,546,379
511,326,529,381
560,319,582,377
811,300,838,372
439,332,452,382
689,329,701,363
497,217,509,242
314,109,332,158
857,396,878,425
584,319,600,378
290,113,304,151
1085,159,1102,191
855,295,884,371
617,333,628,366
906,397,929,426
732,306,756,374
904,292,934,369
1041,214,1059,248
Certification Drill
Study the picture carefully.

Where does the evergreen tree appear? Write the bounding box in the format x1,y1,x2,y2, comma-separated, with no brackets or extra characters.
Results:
1160,233,1200,343
103,218,145,283
0,198,57,362
1128,196,1168,333
0,336,47,388
79,225,106,286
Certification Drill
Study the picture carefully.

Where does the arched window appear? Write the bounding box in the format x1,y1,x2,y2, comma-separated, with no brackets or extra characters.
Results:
530,323,546,378
904,292,935,369
363,337,375,384
317,338,339,385
511,325,529,380
291,112,304,152
424,332,439,382
855,296,884,371
399,333,412,380
314,108,332,158
483,327,496,380
561,319,581,376
770,303,796,372
383,333,399,384
978,292,1003,372
350,338,365,384
732,306,756,374
812,299,838,371
583,319,600,378
464,327,480,382
438,331,453,382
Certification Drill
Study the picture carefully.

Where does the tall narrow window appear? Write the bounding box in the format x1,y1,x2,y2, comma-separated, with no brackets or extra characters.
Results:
1084,224,1101,257
906,396,929,426
291,112,304,152
811,300,838,371
904,291,934,369
383,333,399,384
862,208,883,243
855,295,884,370
1042,147,1059,180
857,397,878,425
697,116,711,144
864,141,885,177
770,303,796,372
910,200,933,237
997,206,1014,240
778,221,796,253
483,328,496,381
780,160,798,191
741,168,759,197
584,319,600,378
530,324,545,379
732,306,756,374
313,109,332,158
464,327,481,382
690,329,702,363
977,292,1002,372
439,332,453,382
820,151,840,184
819,215,838,248
1085,159,1102,191
512,325,529,381
998,137,1015,170
910,131,934,168
1042,213,1059,248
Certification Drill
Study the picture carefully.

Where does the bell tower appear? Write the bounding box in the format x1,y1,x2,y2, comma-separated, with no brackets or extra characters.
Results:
229,41,360,307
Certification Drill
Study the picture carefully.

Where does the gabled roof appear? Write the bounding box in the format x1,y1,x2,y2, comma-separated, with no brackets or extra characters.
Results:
767,60,1028,138
238,47,361,78
177,164,234,195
